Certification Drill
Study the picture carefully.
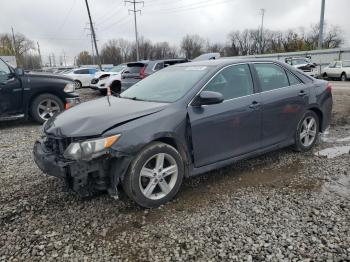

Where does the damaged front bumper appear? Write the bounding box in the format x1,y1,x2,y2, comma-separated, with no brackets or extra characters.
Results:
33,138,132,198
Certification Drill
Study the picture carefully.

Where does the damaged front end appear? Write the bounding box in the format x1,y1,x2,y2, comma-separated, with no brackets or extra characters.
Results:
33,135,132,198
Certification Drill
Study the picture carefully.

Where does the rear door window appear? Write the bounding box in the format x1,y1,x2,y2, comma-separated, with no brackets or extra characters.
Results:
254,63,289,92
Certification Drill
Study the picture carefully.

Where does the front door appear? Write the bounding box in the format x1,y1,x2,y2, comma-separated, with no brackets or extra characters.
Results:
0,59,22,115
188,64,262,167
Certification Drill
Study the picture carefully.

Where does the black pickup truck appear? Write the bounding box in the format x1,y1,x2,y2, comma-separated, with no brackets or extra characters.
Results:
0,57,80,123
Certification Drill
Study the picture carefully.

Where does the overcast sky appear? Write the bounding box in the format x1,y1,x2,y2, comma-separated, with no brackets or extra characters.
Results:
1,0,349,65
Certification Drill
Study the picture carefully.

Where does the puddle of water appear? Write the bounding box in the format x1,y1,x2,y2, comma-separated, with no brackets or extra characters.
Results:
322,174,350,198
315,146,350,159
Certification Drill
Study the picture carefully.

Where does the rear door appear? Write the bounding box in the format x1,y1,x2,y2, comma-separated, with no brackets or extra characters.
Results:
0,59,22,115
188,63,262,167
253,63,309,147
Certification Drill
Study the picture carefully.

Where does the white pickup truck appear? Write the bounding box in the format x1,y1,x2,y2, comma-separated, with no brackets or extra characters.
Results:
322,61,350,81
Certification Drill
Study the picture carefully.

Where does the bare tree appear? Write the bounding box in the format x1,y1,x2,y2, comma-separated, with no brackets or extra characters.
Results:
76,51,92,65
180,34,205,59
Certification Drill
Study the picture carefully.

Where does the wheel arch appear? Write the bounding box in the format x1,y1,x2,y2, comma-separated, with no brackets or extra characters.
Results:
26,91,65,116
153,136,191,177
307,107,323,132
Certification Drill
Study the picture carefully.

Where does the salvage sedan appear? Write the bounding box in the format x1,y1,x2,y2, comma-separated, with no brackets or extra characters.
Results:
33,59,333,208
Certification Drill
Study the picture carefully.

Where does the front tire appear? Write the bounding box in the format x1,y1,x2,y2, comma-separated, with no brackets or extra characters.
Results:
122,142,184,208
30,94,64,124
293,111,319,152
74,80,82,89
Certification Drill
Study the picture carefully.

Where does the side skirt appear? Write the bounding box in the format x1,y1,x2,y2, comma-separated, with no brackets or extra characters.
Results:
189,139,294,177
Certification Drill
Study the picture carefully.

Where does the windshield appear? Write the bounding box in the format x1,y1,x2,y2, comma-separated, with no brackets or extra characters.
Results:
120,65,210,103
343,61,350,67
109,64,126,72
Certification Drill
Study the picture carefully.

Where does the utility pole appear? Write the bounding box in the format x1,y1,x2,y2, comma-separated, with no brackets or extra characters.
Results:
49,54,52,67
259,8,265,54
52,53,56,67
125,0,144,61
84,0,102,70
37,41,42,68
11,27,18,65
318,0,326,49
90,33,95,65
62,50,67,66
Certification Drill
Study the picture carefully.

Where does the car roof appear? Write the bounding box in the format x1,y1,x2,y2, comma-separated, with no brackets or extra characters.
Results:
173,58,287,67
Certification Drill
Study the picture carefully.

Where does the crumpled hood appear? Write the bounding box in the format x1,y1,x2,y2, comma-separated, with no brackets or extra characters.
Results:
44,96,168,137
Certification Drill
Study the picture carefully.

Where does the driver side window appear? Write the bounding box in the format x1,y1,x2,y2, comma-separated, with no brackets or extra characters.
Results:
0,59,11,82
203,64,254,100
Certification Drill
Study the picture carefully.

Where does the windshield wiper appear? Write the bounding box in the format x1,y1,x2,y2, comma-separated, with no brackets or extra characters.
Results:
121,96,145,101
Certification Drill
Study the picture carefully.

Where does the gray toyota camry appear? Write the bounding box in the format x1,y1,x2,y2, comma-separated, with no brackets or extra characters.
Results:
33,59,333,208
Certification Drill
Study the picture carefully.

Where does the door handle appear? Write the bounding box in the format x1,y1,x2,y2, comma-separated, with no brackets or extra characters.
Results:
298,90,307,96
249,101,260,109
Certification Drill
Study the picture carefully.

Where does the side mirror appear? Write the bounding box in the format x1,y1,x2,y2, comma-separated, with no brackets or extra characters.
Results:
193,91,224,106
15,68,24,76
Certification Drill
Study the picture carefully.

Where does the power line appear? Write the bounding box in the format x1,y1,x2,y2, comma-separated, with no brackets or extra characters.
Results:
125,0,144,61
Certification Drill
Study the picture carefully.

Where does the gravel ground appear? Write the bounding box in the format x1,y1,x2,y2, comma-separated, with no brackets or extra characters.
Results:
0,83,349,261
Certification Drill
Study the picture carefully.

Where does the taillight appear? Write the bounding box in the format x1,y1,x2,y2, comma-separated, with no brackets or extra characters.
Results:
140,66,146,79
326,82,332,92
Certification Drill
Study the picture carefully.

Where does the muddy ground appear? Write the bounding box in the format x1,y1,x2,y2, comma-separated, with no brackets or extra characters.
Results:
0,82,349,261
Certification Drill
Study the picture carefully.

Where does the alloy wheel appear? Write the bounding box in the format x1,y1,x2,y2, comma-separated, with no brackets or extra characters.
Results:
139,153,178,200
300,116,317,147
37,99,61,121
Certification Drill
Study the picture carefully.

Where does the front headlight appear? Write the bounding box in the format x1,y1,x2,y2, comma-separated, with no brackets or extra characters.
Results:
63,135,120,160
64,83,75,93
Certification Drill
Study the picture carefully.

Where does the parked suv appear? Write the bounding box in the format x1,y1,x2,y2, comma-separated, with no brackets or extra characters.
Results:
285,57,319,78
64,68,98,88
90,64,127,94
0,57,79,123
322,60,350,81
121,58,189,92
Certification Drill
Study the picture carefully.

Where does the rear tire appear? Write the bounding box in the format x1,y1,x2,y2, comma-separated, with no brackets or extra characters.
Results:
122,142,184,208
322,73,328,79
30,94,64,124
293,111,319,152
341,73,347,82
